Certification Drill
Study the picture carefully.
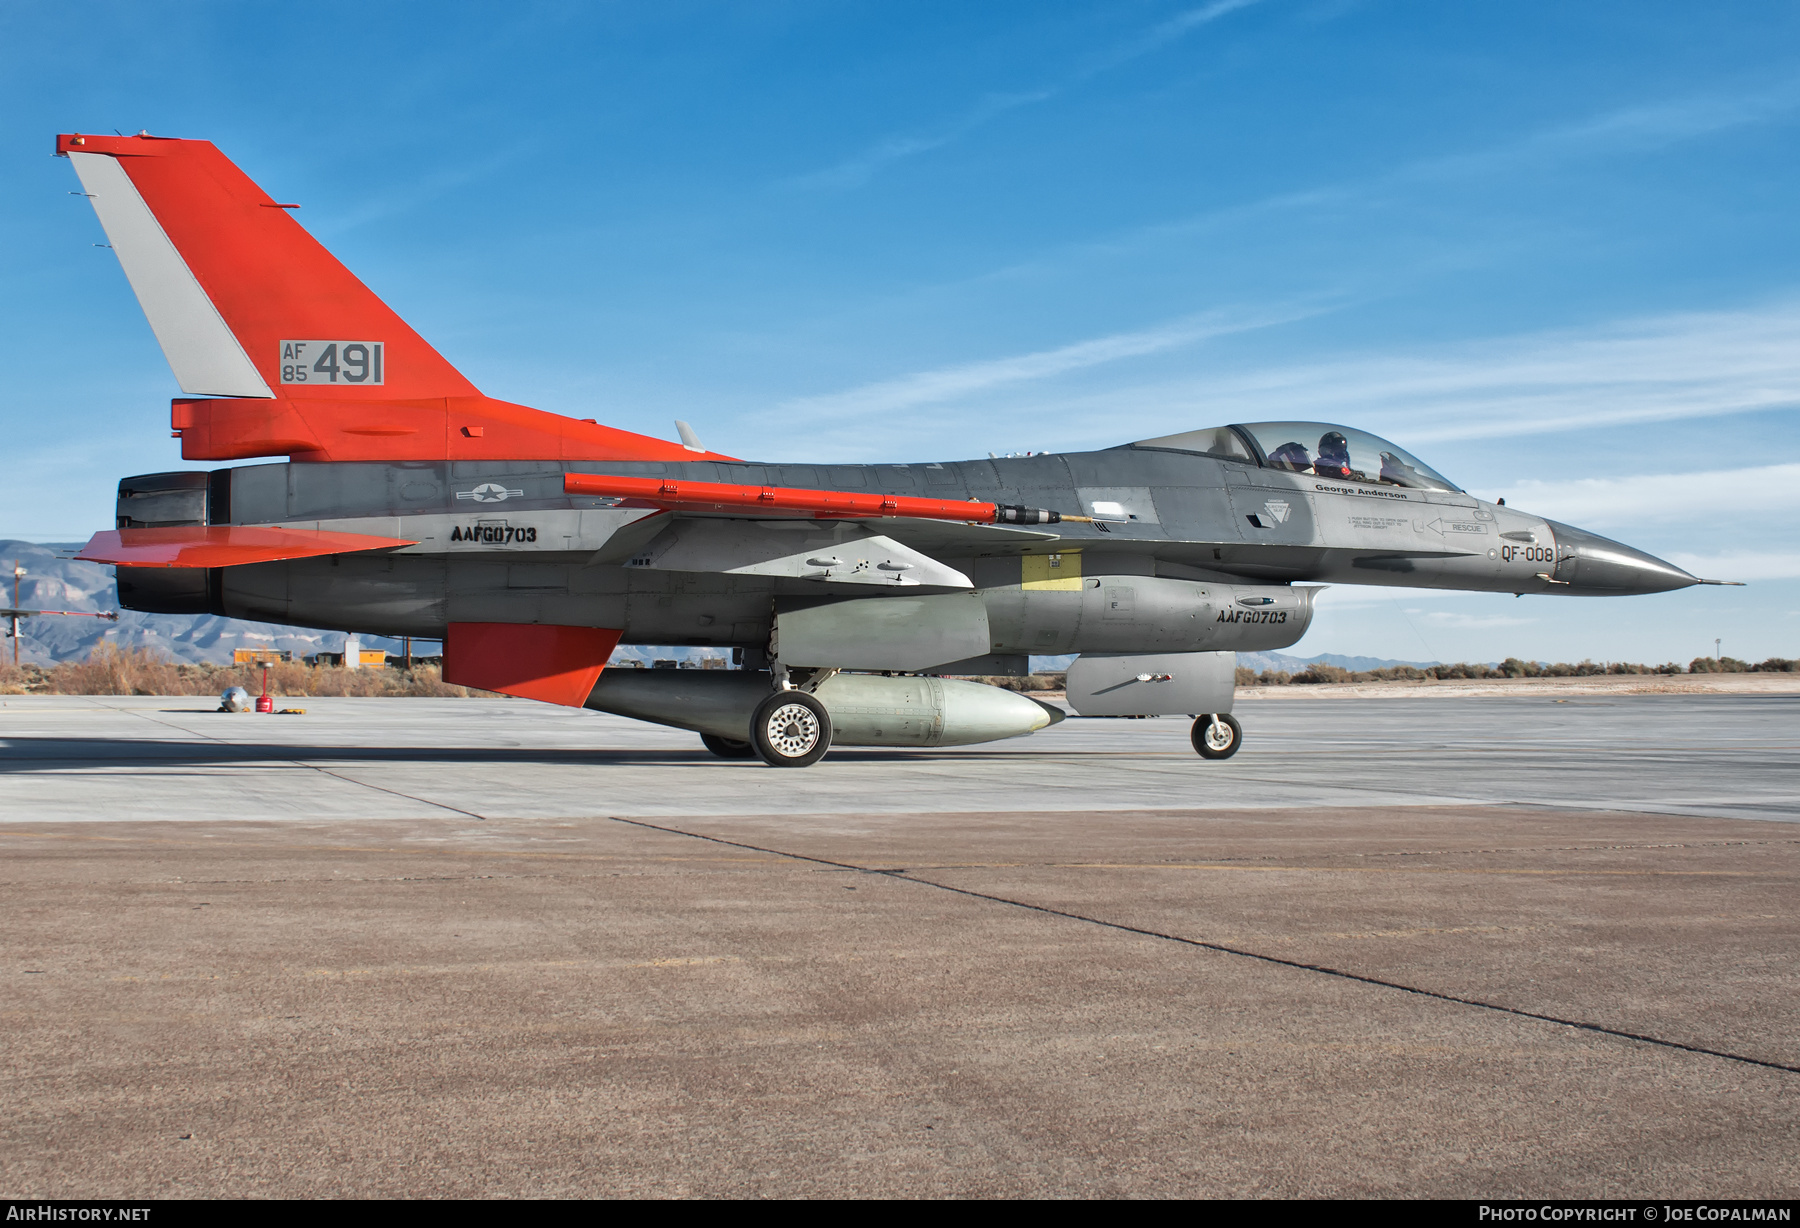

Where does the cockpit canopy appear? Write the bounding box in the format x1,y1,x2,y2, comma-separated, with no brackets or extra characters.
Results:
1132,421,1461,493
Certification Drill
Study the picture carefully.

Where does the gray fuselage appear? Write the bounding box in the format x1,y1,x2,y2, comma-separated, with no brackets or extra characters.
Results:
112,437,1697,660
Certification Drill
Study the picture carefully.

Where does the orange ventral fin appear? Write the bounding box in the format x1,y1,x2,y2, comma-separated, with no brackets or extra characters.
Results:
76,526,417,568
443,623,622,708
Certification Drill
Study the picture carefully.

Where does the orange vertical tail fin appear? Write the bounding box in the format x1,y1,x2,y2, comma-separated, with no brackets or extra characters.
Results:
59,133,477,402
59,132,732,464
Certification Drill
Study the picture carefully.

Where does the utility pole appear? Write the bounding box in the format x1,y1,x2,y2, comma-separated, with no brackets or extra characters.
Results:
1716,638,1722,660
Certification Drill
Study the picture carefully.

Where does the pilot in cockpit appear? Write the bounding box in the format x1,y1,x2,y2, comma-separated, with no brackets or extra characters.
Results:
1266,441,1311,471
1312,431,1364,480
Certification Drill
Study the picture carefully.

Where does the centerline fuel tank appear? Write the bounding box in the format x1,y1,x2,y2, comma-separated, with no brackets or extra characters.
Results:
584,669,1062,748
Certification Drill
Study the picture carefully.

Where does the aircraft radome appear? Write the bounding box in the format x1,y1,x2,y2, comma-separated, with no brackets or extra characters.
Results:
58,133,1731,767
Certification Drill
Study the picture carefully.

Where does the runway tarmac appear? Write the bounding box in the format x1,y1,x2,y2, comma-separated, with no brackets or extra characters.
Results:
2,691,1796,822
2,694,1797,1196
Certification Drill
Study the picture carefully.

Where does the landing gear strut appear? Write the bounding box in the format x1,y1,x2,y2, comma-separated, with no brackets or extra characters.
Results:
1191,712,1242,760
751,690,833,767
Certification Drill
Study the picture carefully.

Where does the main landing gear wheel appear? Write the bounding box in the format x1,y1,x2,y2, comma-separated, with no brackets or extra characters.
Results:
751,691,833,768
700,732,758,759
1191,713,1243,760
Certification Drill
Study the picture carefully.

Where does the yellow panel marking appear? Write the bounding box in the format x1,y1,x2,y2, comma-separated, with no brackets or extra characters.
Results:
1022,551,1082,590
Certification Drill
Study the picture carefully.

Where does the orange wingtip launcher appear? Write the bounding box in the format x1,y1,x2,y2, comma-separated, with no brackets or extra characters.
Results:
564,472,999,521
561,472,1085,526
76,527,418,568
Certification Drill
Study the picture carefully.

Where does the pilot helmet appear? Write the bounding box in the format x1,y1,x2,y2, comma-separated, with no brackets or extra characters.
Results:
1318,431,1350,460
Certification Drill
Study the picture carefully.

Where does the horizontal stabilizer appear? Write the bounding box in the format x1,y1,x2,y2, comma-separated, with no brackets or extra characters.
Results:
77,526,417,568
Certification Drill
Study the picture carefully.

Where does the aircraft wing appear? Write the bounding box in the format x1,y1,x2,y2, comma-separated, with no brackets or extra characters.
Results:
621,518,976,588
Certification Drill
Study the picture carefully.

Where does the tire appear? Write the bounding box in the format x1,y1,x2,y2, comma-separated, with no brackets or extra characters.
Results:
700,732,758,759
751,691,833,768
1191,712,1243,760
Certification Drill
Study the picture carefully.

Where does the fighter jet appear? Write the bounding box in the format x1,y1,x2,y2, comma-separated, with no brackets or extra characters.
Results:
59,133,1724,766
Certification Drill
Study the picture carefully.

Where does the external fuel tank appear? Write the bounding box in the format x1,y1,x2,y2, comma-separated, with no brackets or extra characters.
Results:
584,669,1062,748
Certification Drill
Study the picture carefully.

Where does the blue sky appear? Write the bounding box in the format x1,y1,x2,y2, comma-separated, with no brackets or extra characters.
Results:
4,0,1798,664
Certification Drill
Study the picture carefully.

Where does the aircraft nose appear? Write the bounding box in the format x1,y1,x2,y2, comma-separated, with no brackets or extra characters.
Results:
1543,520,1700,595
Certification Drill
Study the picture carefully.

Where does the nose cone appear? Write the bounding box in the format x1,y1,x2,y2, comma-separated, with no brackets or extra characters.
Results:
1544,520,1700,595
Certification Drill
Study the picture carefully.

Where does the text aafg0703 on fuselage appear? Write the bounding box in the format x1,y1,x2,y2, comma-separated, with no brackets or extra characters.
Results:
57,132,1727,767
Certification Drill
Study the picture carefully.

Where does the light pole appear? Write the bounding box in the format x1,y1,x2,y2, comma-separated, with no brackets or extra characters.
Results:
5,560,120,667
11,563,22,667
1716,638,1722,661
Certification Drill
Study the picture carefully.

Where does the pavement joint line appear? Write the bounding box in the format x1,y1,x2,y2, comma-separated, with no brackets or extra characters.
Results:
299,767,494,823
1040,863,1758,876
10,821,1791,864
1429,835,1787,854
608,815,1800,1079
97,701,496,824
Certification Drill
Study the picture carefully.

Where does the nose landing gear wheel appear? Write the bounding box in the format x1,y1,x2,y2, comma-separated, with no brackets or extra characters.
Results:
1191,712,1242,760
751,691,833,767
700,732,758,759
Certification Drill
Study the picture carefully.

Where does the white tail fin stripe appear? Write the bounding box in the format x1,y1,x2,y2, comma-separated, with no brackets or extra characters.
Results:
70,152,272,399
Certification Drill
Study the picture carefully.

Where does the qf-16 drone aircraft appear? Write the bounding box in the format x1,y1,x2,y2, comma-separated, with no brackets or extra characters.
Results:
59,133,1724,766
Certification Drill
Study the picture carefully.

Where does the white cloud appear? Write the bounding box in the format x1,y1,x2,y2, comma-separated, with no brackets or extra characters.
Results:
962,76,1800,308
1406,78,1800,185
1662,551,1800,582
788,0,1264,190
739,296,1800,473
909,299,1800,452
1492,463,1800,528
788,91,1053,190
761,72,1800,458
1088,0,1266,73
776,302,1320,421
315,147,529,237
